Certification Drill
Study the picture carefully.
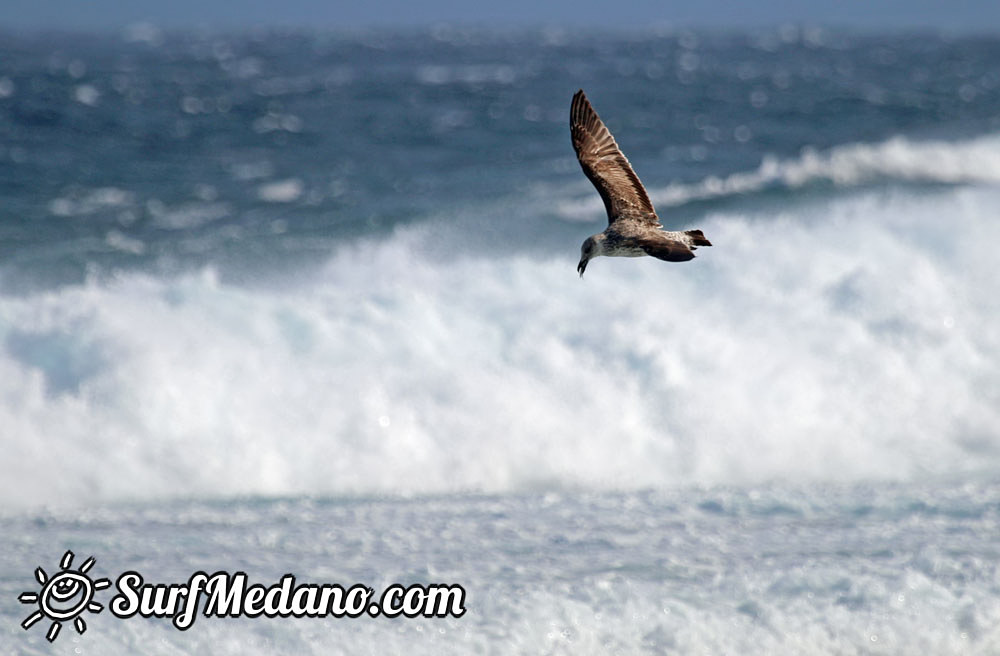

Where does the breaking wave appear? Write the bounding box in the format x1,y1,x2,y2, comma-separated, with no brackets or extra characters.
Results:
1,183,998,510
557,133,1000,218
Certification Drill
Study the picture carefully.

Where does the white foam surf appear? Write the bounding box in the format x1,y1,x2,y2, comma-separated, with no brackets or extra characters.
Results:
1,185,998,510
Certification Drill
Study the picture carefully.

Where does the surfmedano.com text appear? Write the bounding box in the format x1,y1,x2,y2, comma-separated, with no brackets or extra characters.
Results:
110,571,467,630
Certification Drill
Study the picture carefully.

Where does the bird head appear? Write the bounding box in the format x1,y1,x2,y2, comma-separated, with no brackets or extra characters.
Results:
578,234,602,277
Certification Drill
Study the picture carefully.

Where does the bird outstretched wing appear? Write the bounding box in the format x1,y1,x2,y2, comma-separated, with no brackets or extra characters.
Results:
570,89,659,227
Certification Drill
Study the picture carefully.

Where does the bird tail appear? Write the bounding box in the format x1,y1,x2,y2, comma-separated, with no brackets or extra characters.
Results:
684,229,712,247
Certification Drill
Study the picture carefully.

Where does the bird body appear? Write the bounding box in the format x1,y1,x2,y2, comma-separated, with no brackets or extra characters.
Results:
570,89,711,276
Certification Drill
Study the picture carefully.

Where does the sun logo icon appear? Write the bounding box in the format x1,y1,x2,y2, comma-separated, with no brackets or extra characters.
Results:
19,550,111,642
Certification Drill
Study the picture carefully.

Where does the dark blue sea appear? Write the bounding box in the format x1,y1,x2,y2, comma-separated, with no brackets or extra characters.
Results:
2,25,1000,653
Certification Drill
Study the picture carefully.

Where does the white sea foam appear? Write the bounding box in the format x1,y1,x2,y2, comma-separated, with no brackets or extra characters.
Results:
6,486,998,654
73,84,101,107
557,133,1000,219
257,178,304,203
1,185,998,509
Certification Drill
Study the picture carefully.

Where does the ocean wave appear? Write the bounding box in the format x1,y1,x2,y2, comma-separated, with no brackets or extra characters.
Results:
1,186,998,510
556,133,1000,219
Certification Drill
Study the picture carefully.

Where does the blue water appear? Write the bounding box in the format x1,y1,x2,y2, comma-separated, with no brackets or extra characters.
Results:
1,25,1000,653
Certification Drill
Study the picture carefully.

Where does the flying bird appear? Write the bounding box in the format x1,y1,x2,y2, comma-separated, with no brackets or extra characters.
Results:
570,89,711,276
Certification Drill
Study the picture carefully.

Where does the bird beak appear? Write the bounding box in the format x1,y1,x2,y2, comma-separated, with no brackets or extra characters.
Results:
577,259,587,277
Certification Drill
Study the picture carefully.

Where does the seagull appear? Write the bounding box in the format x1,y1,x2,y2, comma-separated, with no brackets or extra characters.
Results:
570,89,711,276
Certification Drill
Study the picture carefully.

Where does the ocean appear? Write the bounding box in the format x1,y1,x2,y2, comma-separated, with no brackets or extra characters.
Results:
1,25,999,654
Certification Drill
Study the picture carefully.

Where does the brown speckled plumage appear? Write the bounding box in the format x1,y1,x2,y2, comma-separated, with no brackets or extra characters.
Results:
570,89,711,276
